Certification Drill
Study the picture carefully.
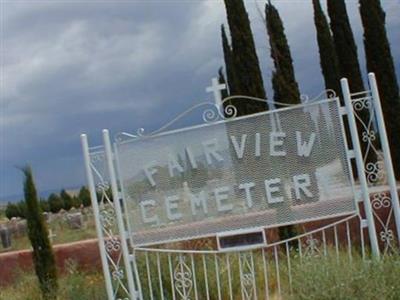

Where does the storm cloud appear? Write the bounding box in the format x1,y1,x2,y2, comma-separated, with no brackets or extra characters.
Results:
1,0,399,199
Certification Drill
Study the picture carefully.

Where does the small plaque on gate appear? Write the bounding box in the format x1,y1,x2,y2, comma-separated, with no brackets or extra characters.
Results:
115,99,356,246
217,230,265,250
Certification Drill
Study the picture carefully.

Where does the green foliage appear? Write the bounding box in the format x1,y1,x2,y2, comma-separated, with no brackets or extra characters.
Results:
289,253,400,300
327,0,364,92
312,0,341,98
40,198,50,213
265,1,300,106
135,250,400,300
221,24,238,96
264,1,299,240
327,0,376,167
71,196,82,208
223,0,267,115
60,189,73,211
360,0,400,179
78,186,92,207
5,202,20,219
16,201,27,218
48,193,63,213
22,166,58,299
0,270,105,300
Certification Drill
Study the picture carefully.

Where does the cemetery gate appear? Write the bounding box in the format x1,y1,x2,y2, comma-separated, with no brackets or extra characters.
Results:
81,73,400,300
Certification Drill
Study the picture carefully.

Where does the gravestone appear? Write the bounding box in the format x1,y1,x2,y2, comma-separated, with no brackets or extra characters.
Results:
43,212,50,222
48,229,56,243
16,220,27,237
0,226,11,249
66,212,84,229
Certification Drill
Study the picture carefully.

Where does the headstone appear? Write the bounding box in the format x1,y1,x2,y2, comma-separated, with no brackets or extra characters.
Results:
16,220,27,237
0,226,12,249
66,212,84,229
48,229,56,243
9,218,18,235
43,212,50,222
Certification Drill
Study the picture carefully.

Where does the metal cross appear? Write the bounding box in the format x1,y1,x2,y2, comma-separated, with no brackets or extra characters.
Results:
206,77,226,107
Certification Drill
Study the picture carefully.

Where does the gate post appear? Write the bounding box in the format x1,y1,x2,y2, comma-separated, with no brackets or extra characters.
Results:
368,73,400,246
103,129,139,299
341,78,380,258
81,134,115,300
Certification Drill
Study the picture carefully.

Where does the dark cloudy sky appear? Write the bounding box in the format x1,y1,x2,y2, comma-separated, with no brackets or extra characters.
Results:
1,0,399,199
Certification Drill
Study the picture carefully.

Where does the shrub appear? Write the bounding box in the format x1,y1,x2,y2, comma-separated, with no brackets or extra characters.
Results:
5,202,19,219
78,186,91,207
48,193,63,213
60,189,73,211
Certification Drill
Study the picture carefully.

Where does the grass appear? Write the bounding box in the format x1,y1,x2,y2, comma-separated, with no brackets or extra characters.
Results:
288,253,400,300
0,251,399,299
0,215,97,253
135,249,400,300
0,261,106,300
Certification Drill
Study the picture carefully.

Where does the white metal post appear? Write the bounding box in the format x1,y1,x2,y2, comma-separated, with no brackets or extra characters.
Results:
368,73,400,246
102,129,138,300
81,134,114,300
113,143,143,299
341,78,380,258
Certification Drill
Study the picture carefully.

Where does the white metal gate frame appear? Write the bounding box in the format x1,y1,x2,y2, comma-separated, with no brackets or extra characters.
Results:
81,73,400,300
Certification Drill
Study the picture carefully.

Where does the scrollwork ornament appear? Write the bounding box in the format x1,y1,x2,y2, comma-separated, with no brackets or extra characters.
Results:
304,236,320,256
352,97,371,111
90,152,105,163
326,89,337,99
112,268,125,280
174,256,193,299
202,105,220,123
239,253,255,300
221,103,238,119
105,237,121,253
136,128,145,137
100,208,115,228
362,130,376,143
371,193,391,210
380,229,394,247
365,161,385,184
96,181,110,193
300,89,337,103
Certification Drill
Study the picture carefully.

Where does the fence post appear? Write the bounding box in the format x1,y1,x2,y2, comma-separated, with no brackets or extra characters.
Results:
368,73,400,247
341,78,380,258
81,134,114,300
103,129,139,300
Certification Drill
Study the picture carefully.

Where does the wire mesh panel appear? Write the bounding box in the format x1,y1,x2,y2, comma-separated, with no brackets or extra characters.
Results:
115,99,356,245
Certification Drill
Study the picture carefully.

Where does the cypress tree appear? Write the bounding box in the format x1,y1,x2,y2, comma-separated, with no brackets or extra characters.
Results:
359,0,400,179
265,1,301,107
312,0,341,97
23,166,58,299
218,67,229,100
328,0,376,167
223,0,267,115
221,24,238,96
264,1,300,242
327,0,364,92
